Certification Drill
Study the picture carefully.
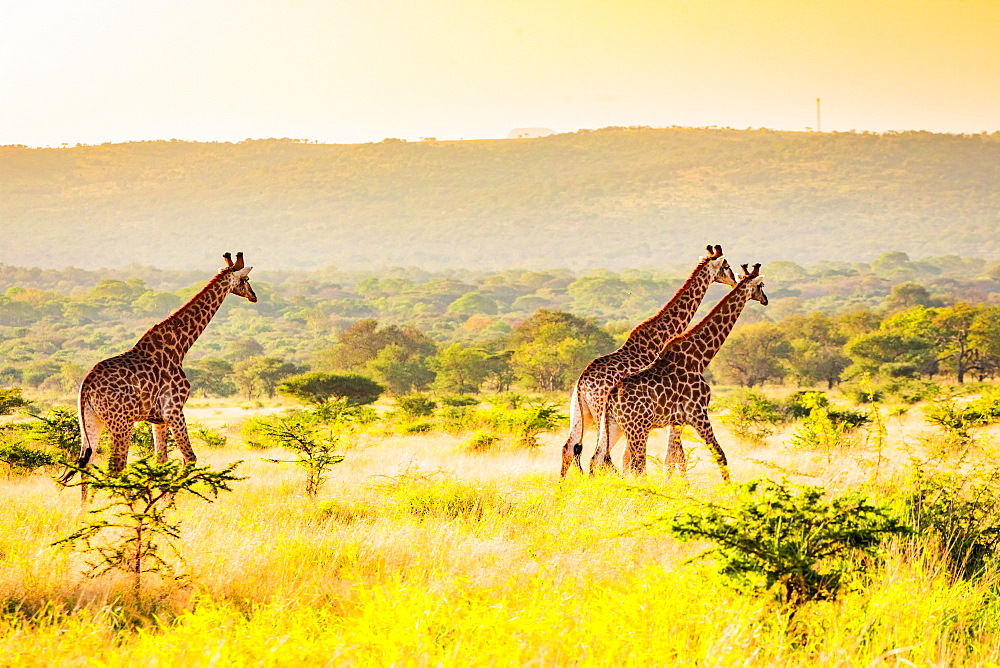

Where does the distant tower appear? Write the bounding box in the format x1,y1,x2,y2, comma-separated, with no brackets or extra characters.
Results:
816,98,821,132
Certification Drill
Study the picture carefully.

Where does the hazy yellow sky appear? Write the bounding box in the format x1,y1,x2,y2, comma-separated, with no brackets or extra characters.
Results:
1,0,997,146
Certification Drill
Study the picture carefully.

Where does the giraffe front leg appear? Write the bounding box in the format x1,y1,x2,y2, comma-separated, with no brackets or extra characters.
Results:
688,412,730,483
665,425,686,477
152,422,171,464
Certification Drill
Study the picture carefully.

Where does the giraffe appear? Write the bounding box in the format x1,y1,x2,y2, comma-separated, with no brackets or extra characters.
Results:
595,264,769,482
560,245,737,477
63,252,257,500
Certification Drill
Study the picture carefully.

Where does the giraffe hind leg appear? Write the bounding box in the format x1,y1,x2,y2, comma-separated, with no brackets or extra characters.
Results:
152,422,171,464
665,425,687,477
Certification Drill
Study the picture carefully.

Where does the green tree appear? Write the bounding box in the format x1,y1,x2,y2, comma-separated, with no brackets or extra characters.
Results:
55,458,242,597
366,344,436,395
713,322,792,387
783,313,850,388
232,356,301,398
277,372,383,406
446,292,499,317
430,344,491,394
187,358,237,397
883,282,939,314
0,388,31,415
507,310,614,391
315,319,437,374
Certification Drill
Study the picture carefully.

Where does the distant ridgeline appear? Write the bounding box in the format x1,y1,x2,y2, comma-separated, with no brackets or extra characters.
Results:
1,127,998,271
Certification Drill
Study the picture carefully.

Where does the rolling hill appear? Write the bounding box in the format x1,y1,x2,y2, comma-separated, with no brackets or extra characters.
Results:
2,127,998,270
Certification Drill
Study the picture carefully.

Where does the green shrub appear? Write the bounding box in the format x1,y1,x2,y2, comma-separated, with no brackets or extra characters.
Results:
398,420,434,434
923,399,989,446
25,407,81,455
0,440,60,474
438,394,479,407
782,391,823,418
393,479,509,521
192,426,227,450
719,392,788,445
318,500,376,524
0,388,31,416
258,412,347,496
665,479,907,606
898,463,1000,578
465,431,500,451
395,395,437,418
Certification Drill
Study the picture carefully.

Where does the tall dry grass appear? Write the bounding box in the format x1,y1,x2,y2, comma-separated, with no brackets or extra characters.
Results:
2,397,1000,665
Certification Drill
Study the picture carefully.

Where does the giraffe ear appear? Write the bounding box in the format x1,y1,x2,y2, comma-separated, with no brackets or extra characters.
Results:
236,267,253,277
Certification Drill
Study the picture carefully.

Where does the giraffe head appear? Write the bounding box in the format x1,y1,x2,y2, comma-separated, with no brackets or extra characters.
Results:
221,252,258,303
739,263,768,305
705,244,738,287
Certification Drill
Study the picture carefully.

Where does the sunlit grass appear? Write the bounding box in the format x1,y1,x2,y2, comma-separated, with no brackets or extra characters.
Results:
3,398,1000,665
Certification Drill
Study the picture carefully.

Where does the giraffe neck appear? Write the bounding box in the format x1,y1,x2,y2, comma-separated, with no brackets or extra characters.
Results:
666,279,755,373
617,256,717,366
131,272,232,363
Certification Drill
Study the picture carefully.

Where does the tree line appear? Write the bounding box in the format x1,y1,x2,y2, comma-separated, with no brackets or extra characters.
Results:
2,252,1000,399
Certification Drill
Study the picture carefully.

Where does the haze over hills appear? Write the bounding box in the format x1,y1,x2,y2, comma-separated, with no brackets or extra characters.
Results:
2,127,998,271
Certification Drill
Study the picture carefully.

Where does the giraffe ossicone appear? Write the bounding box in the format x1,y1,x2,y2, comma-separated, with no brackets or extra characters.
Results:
560,244,738,477
64,252,258,502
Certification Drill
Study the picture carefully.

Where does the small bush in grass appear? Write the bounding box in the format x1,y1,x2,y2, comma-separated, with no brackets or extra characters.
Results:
720,392,788,445
54,457,242,599
259,412,347,497
0,439,60,474
191,426,227,449
923,399,990,447
395,395,437,418
438,394,479,407
25,407,81,455
318,499,376,524
437,405,478,433
661,479,907,607
465,431,500,451
397,420,434,435
898,463,1000,579
394,479,509,521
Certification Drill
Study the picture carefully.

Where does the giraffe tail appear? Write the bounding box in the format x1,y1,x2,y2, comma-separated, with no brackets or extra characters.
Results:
560,383,586,477
60,395,95,484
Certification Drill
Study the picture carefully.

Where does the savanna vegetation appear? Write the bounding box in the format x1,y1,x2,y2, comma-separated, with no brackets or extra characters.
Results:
3,250,1000,402
2,127,999,270
5,247,1000,662
6,374,1000,663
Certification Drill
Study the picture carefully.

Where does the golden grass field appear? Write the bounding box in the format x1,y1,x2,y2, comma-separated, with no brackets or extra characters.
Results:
3,391,1000,666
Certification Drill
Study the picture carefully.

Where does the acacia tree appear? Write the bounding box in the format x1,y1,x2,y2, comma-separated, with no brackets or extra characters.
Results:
277,372,383,406
430,344,491,394
931,303,1000,383
713,322,792,387
783,313,851,389
507,310,614,391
